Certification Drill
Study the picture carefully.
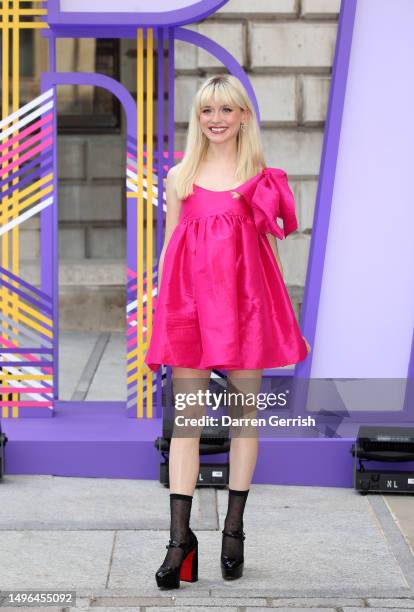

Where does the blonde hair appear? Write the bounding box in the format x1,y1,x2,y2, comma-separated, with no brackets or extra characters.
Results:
174,74,267,201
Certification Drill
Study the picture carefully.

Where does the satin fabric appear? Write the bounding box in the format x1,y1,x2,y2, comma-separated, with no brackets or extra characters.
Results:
144,167,309,372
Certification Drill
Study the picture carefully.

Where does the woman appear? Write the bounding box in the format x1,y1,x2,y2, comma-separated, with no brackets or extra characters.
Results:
144,74,311,589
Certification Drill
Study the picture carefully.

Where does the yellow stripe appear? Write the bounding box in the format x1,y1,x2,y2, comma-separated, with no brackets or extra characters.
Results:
0,0,50,419
14,9,48,16
127,373,137,385
0,22,48,29
127,358,136,373
0,294,52,328
10,173,53,204
127,370,147,385
14,312,53,338
137,28,144,418
11,0,19,418
1,1,10,418
0,174,53,219
1,182,53,220
0,374,53,381
127,346,148,361
146,28,154,419
127,357,145,375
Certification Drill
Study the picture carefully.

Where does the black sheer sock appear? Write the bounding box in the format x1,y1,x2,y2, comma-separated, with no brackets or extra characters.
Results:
161,493,194,569
222,488,249,560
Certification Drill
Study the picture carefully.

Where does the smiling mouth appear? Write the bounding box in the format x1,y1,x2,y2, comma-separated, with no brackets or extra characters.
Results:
209,127,228,133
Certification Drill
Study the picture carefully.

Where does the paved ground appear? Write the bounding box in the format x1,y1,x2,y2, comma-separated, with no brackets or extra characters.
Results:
0,475,413,611
58,332,127,402
1,333,413,610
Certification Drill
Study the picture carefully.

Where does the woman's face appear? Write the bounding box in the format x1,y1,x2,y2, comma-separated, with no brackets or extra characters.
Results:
199,99,246,144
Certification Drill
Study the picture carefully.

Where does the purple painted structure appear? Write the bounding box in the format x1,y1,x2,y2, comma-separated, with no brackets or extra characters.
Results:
39,8,262,419
2,0,412,484
4,402,414,485
47,0,230,28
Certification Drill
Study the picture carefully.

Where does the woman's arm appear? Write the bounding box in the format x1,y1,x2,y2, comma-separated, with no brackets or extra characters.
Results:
266,233,284,279
157,165,183,289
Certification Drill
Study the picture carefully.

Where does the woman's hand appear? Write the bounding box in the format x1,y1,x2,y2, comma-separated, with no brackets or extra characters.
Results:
303,335,312,354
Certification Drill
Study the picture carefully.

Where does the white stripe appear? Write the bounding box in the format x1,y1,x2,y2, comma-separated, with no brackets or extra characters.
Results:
0,196,53,236
126,170,163,198
126,182,167,209
0,88,53,131
0,99,54,141
127,286,158,314
126,178,137,193
128,321,147,331
126,180,167,213
0,363,53,400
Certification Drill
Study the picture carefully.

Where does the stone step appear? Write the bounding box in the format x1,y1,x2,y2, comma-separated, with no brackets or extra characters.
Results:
16,259,304,331
20,259,126,287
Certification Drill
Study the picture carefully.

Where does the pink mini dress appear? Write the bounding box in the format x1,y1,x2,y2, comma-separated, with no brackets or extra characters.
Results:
144,167,309,372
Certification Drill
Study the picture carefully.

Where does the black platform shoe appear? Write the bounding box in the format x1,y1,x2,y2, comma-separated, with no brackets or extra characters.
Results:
220,528,246,580
155,528,198,589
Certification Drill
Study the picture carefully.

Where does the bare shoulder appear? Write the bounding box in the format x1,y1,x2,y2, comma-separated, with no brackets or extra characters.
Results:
164,163,183,209
166,162,181,183
163,164,183,242
166,163,185,203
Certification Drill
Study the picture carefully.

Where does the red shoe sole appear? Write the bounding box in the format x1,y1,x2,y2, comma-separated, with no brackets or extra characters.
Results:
179,546,198,582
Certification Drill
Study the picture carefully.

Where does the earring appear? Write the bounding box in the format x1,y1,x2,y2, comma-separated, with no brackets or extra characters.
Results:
240,123,246,131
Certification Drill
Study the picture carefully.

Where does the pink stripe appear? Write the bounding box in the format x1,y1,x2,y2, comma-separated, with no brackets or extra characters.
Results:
126,167,161,186
0,387,53,393
0,113,53,154
0,137,52,177
0,124,52,165
127,326,140,336
0,336,51,371
130,311,147,323
0,401,52,407
128,313,148,327
127,268,137,278
125,150,183,160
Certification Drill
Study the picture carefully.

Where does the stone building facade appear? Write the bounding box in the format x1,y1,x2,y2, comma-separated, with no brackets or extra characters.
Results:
21,0,341,331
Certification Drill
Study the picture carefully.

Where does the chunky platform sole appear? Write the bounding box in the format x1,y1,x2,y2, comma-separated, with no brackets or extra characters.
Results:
155,533,198,589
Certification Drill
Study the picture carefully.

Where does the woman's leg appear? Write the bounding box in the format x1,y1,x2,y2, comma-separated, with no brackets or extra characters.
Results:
226,368,262,489
221,368,263,565
169,366,212,494
159,366,211,572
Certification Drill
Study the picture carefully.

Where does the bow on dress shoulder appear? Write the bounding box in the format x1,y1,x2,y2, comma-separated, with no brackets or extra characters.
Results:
235,167,298,239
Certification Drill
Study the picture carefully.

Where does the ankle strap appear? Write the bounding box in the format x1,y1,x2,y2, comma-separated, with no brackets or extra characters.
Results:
166,530,197,550
166,538,192,550
166,539,183,549
222,528,246,541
